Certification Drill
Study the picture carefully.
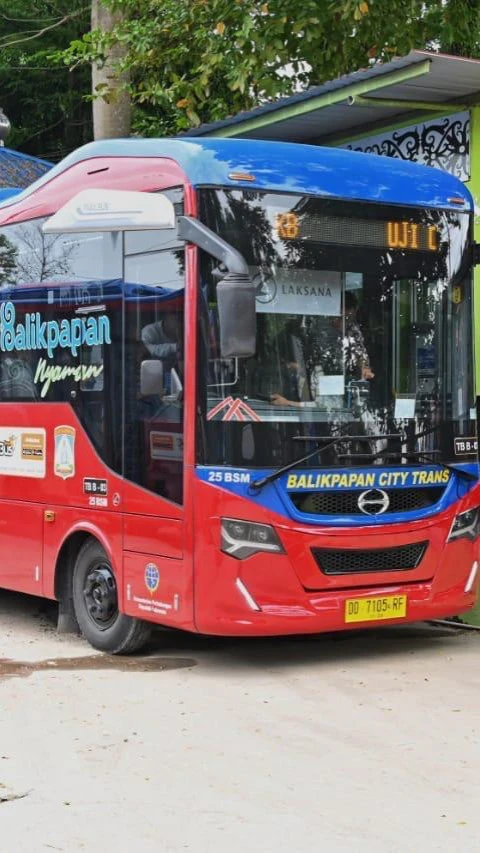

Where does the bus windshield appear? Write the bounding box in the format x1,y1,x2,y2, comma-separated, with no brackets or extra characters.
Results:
197,189,473,469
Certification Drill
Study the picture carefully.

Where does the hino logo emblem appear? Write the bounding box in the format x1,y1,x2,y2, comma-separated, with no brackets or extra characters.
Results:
357,488,390,515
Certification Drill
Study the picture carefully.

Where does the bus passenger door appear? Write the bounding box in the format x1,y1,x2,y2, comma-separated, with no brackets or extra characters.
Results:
121,235,191,627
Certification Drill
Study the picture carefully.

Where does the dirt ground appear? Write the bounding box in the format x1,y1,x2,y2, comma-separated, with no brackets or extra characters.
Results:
0,590,479,853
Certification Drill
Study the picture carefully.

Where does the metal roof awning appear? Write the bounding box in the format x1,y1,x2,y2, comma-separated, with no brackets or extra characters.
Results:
0,147,52,190
186,50,480,144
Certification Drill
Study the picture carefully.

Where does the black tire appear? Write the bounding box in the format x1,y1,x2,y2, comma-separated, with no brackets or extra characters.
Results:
72,539,151,654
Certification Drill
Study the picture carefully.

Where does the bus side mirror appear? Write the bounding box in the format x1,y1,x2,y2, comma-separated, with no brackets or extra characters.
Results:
140,360,164,396
217,273,256,359
177,215,257,358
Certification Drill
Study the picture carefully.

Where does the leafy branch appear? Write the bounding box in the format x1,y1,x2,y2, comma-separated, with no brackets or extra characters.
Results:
0,7,89,49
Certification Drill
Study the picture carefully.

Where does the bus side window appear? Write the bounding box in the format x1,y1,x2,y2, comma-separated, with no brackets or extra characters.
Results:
123,245,185,505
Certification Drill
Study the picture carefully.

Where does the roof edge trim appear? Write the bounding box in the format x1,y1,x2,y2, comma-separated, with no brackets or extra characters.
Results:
209,59,431,138
349,93,479,111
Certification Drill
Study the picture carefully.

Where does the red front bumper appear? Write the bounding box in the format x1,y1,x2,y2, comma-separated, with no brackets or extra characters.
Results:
193,480,480,636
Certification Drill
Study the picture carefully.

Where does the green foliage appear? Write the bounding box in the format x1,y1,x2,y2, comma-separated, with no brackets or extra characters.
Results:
3,0,480,153
56,0,480,138
0,1,92,160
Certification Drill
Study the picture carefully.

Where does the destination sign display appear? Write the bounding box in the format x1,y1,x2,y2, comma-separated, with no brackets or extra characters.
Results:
275,212,440,252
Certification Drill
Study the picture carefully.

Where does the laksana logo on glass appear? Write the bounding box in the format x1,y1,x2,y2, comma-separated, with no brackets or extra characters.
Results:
0,301,111,397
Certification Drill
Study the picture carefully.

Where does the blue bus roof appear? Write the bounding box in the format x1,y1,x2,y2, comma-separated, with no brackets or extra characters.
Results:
0,137,473,212
0,187,21,202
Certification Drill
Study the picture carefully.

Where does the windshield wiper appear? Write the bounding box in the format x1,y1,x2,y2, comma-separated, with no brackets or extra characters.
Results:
251,424,479,492
386,450,477,482
361,424,478,483
339,447,475,479
250,434,380,492
292,434,400,442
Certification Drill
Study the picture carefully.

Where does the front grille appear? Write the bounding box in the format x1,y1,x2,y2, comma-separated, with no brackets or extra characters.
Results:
312,542,428,575
291,487,444,516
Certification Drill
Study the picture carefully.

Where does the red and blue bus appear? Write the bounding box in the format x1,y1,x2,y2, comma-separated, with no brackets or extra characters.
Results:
0,137,478,653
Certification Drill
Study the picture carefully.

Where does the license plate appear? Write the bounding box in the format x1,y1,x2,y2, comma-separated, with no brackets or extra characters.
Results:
345,594,407,623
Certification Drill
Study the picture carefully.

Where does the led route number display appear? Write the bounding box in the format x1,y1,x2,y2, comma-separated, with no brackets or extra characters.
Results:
275,212,440,252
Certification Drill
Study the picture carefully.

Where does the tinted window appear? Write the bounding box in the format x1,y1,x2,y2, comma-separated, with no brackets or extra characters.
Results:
0,187,186,492
197,189,473,468
0,281,124,471
124,246,185,504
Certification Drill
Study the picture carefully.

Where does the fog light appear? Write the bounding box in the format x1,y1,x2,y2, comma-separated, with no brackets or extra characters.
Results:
221,518,284,560
448,507,480,542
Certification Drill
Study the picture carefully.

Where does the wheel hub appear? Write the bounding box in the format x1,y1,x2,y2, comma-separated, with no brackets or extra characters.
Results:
83,564,118,629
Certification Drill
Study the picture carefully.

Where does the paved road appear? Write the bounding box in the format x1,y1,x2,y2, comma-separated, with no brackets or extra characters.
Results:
0,590,479,853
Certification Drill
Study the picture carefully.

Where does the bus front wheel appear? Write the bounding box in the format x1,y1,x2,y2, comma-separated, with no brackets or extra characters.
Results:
72,539,151,654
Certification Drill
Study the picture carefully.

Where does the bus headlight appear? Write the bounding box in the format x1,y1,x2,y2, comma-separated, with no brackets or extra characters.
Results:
221,518,284,560
448,507,480,542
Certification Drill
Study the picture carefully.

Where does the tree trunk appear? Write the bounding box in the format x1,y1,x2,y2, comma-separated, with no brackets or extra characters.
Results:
91,0,132,139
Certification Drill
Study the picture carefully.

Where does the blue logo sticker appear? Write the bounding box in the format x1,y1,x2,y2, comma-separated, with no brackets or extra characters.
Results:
145,563,160,595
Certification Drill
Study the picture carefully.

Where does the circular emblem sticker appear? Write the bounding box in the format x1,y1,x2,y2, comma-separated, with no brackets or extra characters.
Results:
254,273,277,305
145,563,160,595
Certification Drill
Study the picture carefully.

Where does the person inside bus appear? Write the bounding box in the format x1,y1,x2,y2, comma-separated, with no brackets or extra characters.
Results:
134,341,182,421
128,339,183,501
271,291,374,407
141,304,184,402
272,316,309,403
333,290,374,382
141,308,183,370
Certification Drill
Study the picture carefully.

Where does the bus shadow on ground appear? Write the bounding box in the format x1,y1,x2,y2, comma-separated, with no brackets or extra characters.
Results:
0,588,474,676
146,620,471,673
